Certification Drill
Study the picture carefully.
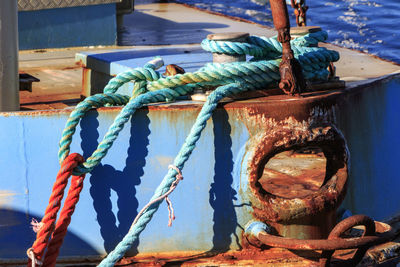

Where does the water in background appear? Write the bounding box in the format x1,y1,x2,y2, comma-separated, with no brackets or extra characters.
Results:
173,0,400,64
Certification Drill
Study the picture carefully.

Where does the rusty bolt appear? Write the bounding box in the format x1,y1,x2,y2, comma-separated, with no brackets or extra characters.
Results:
163,64,185,76
279,80,291,91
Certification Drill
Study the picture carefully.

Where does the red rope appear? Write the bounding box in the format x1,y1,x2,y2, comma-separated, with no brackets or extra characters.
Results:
27,153,85,267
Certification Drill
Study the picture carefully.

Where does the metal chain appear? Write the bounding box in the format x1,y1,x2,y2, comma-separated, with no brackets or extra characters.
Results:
290,0,308,27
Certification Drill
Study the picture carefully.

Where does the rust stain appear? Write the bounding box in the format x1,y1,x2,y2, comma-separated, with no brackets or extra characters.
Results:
246,121,349,224
81,67,91,98
61,66,80,71
249,215,395,266
2,74,396,115
75,59,86,68
362,241,400,265
13,249,322,266
152,155,175,169
163,64,185,76
232,93,349,240
0,108,74,117
115,248,323,266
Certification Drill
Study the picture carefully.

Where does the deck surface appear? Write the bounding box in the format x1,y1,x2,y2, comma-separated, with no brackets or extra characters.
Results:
18,2,400,110
6,4,400,265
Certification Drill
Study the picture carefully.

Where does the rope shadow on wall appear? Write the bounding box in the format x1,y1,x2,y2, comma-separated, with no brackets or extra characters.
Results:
80,109,150,254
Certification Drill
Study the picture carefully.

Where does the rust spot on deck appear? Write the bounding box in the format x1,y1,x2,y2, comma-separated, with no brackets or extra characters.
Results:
116,248,325,266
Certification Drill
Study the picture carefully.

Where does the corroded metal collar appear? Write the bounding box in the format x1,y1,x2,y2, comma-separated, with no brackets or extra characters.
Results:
246,124,348,223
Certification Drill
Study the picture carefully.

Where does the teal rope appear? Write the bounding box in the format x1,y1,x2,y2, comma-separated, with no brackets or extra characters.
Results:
97,82,248,267
61,85,196,175
201,30,328,59
147,48,337,92
58,32,338,174
58,47,337,174
55,31,340,264
103,65,161,95
58,93,130,166
74,87,195,174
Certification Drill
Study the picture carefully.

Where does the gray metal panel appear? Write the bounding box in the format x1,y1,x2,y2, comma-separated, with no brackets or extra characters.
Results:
18,0,122,11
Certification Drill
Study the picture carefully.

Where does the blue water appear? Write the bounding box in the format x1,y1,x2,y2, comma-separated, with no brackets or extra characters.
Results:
173,0,400,64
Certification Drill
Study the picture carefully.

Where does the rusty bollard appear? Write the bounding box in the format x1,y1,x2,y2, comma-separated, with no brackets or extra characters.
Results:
243,118,349,240
239,96,394,265
249,125,348,239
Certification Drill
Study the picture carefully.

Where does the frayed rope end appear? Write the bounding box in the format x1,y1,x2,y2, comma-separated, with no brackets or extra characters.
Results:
31,218,44,233
166,165,183,227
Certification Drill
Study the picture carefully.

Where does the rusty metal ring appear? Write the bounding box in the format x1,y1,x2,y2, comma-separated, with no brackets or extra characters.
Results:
253,216,392,251
320,214,382,266
246,123,349,222
330,214,376,238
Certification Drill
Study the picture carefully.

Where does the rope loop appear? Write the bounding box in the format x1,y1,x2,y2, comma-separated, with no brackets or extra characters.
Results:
26,248,42,267
28,153,85,266
202,31,329,59
44,32,340,266
58,32,338,177
58,93,130,167
103,65,162,95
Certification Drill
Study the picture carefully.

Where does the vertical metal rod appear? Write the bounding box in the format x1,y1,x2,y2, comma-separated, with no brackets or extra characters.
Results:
269,0,305,95
269,0,292,53
0,0,19,111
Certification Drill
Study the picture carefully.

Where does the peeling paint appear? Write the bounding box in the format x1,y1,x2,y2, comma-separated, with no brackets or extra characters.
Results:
0,190,18,207
152,155,175,169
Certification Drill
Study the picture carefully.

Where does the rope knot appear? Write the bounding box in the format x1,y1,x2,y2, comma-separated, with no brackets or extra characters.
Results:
168,164,183,182
27,248,43,267
166,165,184,227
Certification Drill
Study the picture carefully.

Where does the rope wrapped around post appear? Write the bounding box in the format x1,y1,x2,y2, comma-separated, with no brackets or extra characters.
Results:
28,31,340,266
58,32,338,178
200,31,328,59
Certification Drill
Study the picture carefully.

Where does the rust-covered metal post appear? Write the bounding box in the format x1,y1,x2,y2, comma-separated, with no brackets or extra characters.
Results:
0,0,19,111
269,0,305,95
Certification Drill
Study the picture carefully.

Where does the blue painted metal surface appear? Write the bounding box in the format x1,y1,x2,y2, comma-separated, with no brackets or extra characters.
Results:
18,4,117,50
76,46,212,96
0,74,399,260
337,77,400,221
76,46,254,96
0,105,251,258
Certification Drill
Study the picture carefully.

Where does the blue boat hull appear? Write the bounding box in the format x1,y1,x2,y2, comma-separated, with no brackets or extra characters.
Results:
0,74,399,261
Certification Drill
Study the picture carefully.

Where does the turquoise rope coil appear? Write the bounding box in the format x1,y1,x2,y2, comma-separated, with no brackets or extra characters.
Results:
55,31,339,265
201,30,329,59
